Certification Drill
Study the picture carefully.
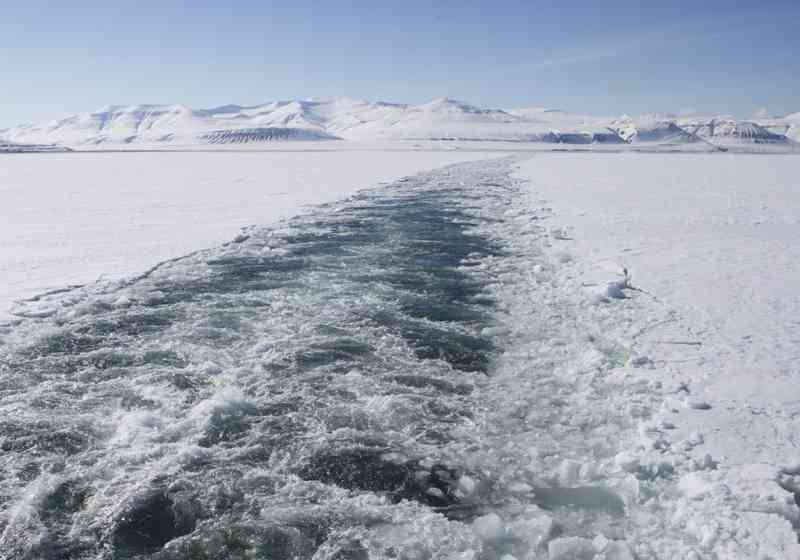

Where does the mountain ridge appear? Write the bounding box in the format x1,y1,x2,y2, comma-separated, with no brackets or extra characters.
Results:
2,97,797,149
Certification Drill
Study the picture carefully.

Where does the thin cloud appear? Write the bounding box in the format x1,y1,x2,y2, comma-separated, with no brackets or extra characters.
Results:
530,50,622,70
510,22,730,76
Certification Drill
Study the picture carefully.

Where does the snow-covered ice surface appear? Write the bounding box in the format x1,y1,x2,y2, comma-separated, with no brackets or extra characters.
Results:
0,150,498,321
1,154,799,559
514,153,800,557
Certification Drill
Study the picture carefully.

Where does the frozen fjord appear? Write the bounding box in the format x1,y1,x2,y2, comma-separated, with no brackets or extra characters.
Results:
0,149,498,322
0,155,799,559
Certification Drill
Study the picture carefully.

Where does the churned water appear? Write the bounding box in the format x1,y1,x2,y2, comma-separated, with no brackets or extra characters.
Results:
0,159,516,559
0,158,644,559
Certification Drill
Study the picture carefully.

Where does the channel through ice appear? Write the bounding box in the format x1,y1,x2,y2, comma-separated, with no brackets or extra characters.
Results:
1,156,799,559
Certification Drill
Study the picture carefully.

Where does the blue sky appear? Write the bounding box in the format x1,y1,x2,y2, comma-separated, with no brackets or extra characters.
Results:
1,0,798,126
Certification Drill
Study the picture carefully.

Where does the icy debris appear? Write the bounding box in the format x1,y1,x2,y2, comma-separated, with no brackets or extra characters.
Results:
678,472,725,500
726,464,800,522
112,295,132,308
684,397,712,410
611,475,641,507
692,453,717,471
11,304,58,319
579,462,602,481
253,341,273,353
142,290,166,306
778,473,800,495
471,512,505,542
614,452,641,474
559,459,583,485
200,361,222,375
593,534,610,552
457,475,478,496
426,487,445,499
507,481,533,495
549,227,571,240
633,454,675,480
604,542,635,560
739,511,800,556
627,402,651,419
604,279,628,300
781,461,800,475
662,396,684,413
481,325,511,337
548,536,596,559
627,354,654,368
593,535,635,560
687,431,704,446
507,507,553,550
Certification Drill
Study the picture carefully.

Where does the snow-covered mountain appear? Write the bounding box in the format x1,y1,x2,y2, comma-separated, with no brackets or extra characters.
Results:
0,98,627,147
782,112,800,142
680,118,790,145
611,118,705,145
1,97,797,149
2,104,339,146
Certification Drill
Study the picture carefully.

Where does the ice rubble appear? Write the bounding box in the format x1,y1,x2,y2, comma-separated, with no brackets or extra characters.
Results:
509,154,800,558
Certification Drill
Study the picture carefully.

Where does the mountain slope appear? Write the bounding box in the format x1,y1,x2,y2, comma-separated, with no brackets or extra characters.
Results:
2,104,335,146
611,118,705,145
1,98,796,149
681,118,790,145
0,98,627,147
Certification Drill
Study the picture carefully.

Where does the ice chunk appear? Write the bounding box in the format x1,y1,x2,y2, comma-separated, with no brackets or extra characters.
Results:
688,431,704,446
481,325,511,337
200,361,222,375
457,475,478,497
740,511,800,557
471,513,505,543
627,355,654,368
782,461,800,476
594,535,635,560
253,341,273,354
548,537,596,560
679,472,719,500
684,397,711,410
580,462,602,481
112,295,132,308
604,279,628,299
694,453,717,471
559,459,582,485
614,451,640,473
507,507,553,550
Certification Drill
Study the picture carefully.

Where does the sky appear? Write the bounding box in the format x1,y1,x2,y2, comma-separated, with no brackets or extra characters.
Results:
1,0,798,127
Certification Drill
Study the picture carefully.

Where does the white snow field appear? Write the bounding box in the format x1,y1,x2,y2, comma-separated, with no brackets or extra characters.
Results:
0,149,499,320
513,153,800,557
